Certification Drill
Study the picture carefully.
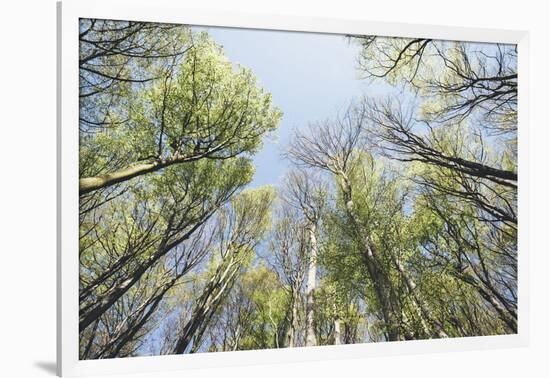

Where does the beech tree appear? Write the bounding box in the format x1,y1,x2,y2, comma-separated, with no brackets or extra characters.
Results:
287,107,405,340
79,157,254,333
269,204,309,348
79,229,211,359
79,21,518,358
279,170,327,346
80,29,281,195
201,265,289,352
354,37,517,333
79,21,282,356
168,187,275,354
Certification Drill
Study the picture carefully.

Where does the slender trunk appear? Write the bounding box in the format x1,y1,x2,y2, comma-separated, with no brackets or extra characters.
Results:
79,266,155,333
80,159,169,195
393,257,448,338
79,229,161,303
333,316,341,345
79,217,208,332
472,264,518,321
338,173,402,341
102,282,171,358
231,324,242,351
455,271,517,332
330,289,342,345
474,284,517,333
79,149,217,195
80,319,99,359
79,136,236,195
175,290,221,354
363,242,401,341
173,249,243,354
305,223,318,347
287,290,299,348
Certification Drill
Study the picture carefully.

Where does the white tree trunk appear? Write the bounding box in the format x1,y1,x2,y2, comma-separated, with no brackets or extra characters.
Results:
334,316,341,345
305,223,318,347
287,291,299,348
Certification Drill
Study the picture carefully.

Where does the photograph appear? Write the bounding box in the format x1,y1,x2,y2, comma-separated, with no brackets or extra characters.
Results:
78,18,518,359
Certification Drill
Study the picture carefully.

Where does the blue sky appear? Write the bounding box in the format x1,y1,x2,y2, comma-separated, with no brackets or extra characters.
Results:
196,26,389,188
143,26,388,355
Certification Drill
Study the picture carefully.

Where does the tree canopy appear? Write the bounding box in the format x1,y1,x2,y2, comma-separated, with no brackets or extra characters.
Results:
79,20,518,358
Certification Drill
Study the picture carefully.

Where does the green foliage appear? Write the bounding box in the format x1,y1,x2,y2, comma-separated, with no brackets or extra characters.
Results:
237,265,289,350
79,22,517,358
80,31,282,181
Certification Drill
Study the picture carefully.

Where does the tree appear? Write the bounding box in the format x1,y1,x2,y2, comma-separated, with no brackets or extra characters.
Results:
356,38,517,228
79,229,211,359
79,22,282,346
79,19,193,127
202,265,289,352
289,103,457,340
287,105,404,340
353,37,517,333
170,187,275,354
79,157,254,333
279,170,327,346
80,30,281,194
269,204,309,348
355,37,517,134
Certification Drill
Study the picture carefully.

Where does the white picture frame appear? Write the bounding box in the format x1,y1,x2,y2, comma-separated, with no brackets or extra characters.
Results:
57,0,530,376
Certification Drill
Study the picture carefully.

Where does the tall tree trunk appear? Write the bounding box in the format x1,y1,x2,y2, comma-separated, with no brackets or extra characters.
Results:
173,250,243,354
287,290,299,348
79,147,223,195
305,223,318,347
333,316,342,345
79,199,226,334
79,218,207,332
101,281,172,358
454,271,517,332
393,256,448,338
339,174,402,341
362,241,402,341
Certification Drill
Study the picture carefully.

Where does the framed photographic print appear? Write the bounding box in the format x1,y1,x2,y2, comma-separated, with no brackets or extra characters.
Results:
57,0,529,376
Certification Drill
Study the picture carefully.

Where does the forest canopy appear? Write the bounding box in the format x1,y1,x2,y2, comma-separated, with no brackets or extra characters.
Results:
78,19,518,358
